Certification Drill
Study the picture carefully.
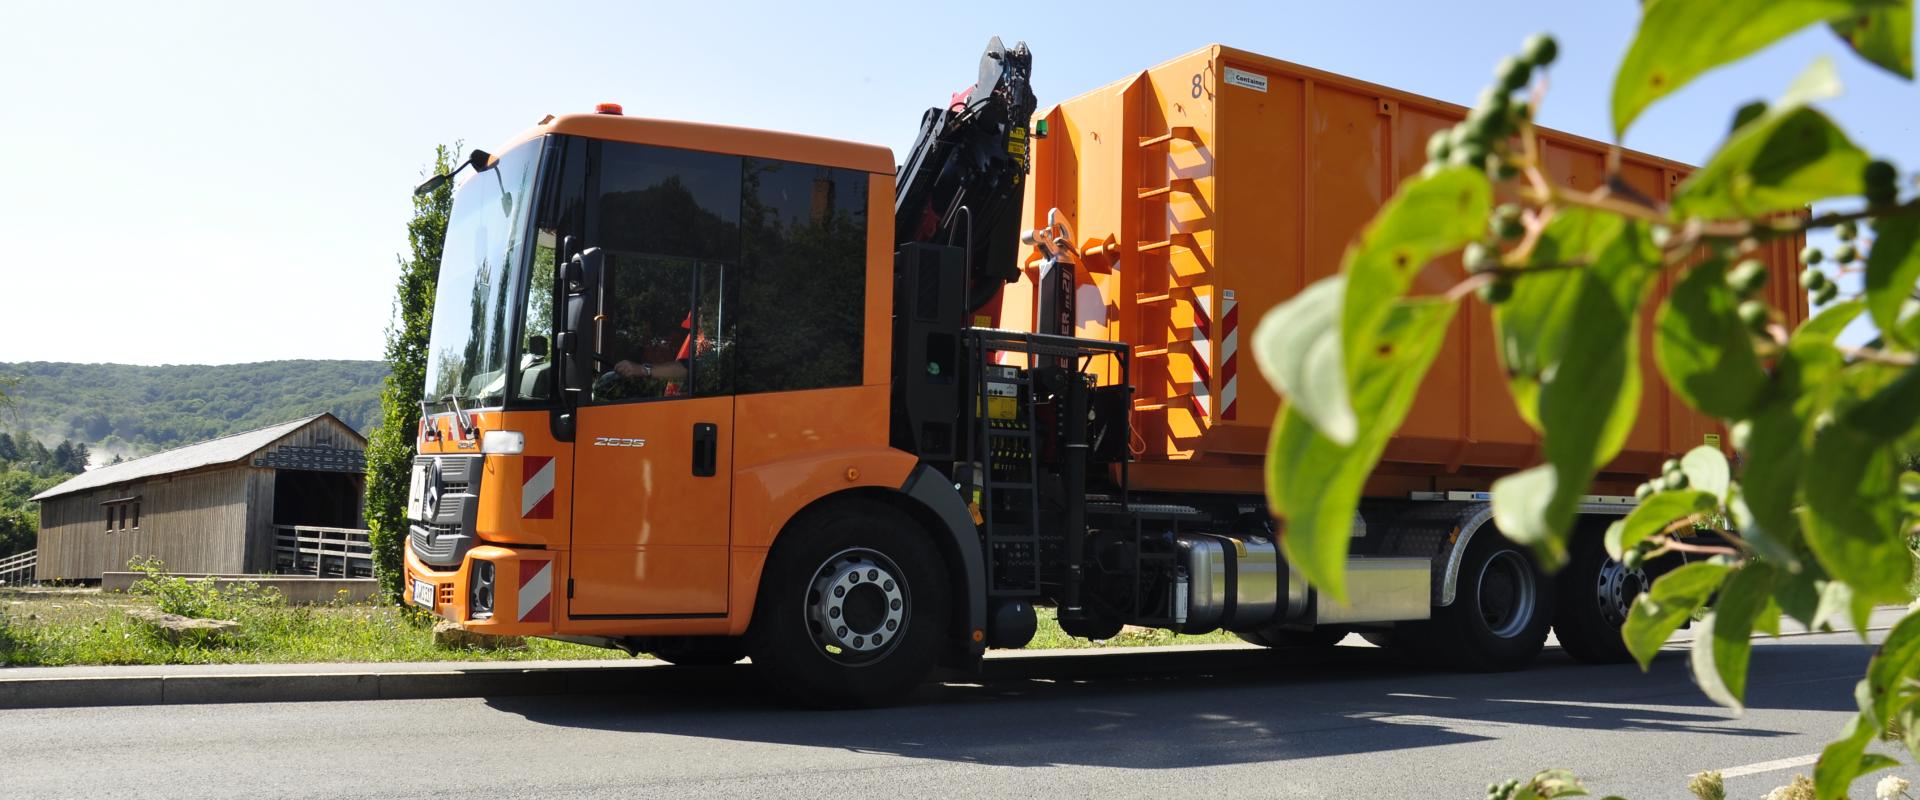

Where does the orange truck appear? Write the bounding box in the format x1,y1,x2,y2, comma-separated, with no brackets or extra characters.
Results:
404,41,1805,705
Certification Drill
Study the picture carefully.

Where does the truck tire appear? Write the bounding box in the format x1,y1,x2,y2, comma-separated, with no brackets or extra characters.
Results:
746,503,951,707
649,638,746,667
1419,529,1553,671
1235,626,1349,648
1553,526,1641,664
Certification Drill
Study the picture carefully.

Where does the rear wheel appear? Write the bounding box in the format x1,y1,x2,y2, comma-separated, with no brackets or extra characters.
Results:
746,504,950,707
1553,525,1641,664
1416,529,1552,671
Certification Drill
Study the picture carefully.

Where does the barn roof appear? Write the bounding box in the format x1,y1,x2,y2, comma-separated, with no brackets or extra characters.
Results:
30,413,363,502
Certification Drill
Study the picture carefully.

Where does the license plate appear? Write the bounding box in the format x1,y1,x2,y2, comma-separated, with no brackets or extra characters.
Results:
411,579,435,609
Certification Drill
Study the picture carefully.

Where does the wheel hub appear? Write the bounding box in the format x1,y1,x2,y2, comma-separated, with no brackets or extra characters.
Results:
805,548,908,662
1477,550,1538,639
1593,558,1647,627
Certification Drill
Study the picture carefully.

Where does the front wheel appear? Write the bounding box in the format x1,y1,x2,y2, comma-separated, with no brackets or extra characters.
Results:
1413,529,1553,671
746,503,950,707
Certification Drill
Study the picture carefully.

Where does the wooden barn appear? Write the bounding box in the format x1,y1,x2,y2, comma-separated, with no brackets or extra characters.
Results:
31,413,368,582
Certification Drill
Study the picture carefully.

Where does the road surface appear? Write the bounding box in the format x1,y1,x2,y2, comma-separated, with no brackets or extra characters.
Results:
1,627,1907,798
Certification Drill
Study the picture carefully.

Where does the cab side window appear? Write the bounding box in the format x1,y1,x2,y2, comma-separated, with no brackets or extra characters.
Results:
587,143,741,404
736,159,868,393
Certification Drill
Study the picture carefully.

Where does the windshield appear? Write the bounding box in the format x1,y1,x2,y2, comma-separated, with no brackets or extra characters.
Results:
423,139,543,408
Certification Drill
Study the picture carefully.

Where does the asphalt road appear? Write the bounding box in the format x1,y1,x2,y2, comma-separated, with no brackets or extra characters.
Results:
2,629,1909,799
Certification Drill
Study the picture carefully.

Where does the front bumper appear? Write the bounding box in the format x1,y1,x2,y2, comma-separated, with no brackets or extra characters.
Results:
405,543,559,637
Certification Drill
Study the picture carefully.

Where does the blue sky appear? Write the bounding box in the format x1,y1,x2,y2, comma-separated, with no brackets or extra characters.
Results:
1,1,1912,364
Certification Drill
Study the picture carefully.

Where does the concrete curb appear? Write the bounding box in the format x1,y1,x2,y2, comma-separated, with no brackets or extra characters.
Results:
0,664,658,710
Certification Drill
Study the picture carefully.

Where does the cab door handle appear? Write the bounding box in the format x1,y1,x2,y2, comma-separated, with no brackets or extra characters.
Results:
692,423,717,477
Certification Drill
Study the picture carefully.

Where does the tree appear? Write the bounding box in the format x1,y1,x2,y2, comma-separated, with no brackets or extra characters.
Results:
365,144,456,601
1255,4,1918,799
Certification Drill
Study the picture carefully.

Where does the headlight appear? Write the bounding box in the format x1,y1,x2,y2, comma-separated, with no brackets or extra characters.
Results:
469,560,495,619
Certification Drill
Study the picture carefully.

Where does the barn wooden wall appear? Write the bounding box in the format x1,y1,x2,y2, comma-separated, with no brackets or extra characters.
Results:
36,468,250,580
35,415,369,581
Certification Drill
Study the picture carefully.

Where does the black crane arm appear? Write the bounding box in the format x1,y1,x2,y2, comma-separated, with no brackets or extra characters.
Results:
893,36,1037,313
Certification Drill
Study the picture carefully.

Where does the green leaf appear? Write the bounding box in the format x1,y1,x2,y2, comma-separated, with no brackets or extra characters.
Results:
1756,595,1785,637
1738,316,1855,570
1864,609,1920,725
1253,277,1356,444
1803,422,1912,603
1655,260,1770,417
1673,60,1871,219
1843,363,1920,440
1259,165,1487,446
1832,1,1916,79
1814,577,1860,632
1799,299,1868,343
1613,2,1891,137
1491,212,1658,566
1604,488,1721,559
1681,445,1732,500
1518,769,1590,799
1816,710,1899,800
1496,210,1637,430
1688,560,1777,711
1865,216,1920,349
1268,296,1459,602
1774,565,1825,627
1624,561,1732,667
1340,165,1490,387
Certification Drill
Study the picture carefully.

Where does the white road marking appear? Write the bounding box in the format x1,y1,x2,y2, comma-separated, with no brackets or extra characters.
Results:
1715,753,1820,779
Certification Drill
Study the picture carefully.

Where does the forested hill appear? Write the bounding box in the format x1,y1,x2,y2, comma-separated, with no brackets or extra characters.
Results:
0,361,388,461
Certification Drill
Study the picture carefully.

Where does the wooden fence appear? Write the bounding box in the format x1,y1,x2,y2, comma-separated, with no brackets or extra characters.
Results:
272,526,372,579
0,549,35,585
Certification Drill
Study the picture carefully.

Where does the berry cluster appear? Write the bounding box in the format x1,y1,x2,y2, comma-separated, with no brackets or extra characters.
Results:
1443,34,1558,304
1798,217,1866,310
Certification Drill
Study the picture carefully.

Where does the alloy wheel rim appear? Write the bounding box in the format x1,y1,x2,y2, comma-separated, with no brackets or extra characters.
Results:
804,547,909,665
1593,557,1646,627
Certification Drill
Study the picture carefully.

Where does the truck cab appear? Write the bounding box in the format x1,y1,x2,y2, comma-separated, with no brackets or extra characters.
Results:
404,111,970,700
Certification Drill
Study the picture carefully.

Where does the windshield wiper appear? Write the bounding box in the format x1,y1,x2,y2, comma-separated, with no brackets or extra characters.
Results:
413,149,494,196
418,395,478,439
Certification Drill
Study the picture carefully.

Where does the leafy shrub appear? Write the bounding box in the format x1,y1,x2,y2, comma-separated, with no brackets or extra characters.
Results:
126,556,282,620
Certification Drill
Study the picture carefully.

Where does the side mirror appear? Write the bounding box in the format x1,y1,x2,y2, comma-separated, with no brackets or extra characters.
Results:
561,248,604,395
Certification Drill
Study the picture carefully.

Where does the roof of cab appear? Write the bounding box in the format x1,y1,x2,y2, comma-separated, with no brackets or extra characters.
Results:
501,113,895,174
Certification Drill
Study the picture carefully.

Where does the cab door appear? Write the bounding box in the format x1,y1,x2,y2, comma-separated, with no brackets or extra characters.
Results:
567,142,741,617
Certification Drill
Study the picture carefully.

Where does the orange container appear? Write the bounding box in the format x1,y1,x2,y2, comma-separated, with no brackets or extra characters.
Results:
1002,45,1808,498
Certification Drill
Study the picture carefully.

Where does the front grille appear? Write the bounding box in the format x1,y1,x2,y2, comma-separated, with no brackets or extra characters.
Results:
437,583,454,607
408,455,484,568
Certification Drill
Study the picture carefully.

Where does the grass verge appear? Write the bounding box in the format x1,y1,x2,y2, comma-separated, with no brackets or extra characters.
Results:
1027,606,1245,649
0,587,621,666
0,588,1249,667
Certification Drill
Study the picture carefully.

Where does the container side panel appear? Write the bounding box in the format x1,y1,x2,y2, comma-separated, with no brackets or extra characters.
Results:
1204,60,1306,456
1028,46,1812,498
1385,105,1466,466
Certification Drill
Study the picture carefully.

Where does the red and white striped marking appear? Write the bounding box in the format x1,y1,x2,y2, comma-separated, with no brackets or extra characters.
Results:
1190,292,1214,422
522,455,555,519
517,559,552,623
1219,289,1239,420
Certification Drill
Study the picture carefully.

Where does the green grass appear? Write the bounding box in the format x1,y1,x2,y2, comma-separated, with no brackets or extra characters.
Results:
0,587,1246,667
1026,606,1245,649
0,587,623,666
